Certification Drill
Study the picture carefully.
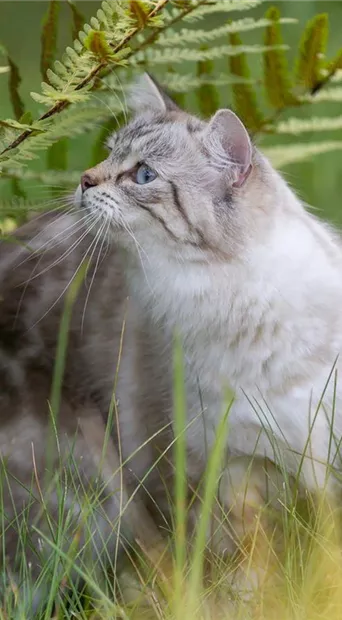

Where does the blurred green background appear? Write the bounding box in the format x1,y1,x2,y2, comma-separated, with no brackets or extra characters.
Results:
0,1,342,225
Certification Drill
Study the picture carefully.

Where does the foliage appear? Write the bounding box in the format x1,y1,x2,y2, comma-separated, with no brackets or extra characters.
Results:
0,0,342,219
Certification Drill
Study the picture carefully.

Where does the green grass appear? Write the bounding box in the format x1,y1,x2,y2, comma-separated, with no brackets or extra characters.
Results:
1,300,342,620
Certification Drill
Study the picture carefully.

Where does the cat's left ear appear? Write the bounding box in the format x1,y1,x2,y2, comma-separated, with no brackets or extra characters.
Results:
203,109,252,188
128,73,181,115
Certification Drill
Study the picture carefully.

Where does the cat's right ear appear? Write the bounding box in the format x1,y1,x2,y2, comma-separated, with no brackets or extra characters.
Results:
128,73,180,115
203,109,252,188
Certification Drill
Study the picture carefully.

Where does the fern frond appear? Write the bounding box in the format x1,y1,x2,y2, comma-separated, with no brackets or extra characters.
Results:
67,0,85,41
136,43,287,65
196,54,219,117
2,167,82,186
295,13,328,91
304,87,342,103
0,197,64,217
0,104,112,168
276,116,342,135
229,31,264,132
264,140,342,168
7,56,25,120
263,7,299,110
180,1,262,22
40,0,60,81
332,70,342,83
155,17,296,46
105,70,254,94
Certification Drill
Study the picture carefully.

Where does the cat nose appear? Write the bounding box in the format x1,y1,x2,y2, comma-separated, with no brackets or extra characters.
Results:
81,172,98,193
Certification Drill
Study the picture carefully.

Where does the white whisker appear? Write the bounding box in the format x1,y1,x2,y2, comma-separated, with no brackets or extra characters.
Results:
27,214,103,330
81,215,111,331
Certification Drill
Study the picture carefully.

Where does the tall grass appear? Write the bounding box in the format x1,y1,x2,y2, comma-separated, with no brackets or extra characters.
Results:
1,303,342,620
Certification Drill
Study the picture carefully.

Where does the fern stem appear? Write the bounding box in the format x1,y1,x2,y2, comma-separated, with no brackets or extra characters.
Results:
132,0,211,55
0,0,170,159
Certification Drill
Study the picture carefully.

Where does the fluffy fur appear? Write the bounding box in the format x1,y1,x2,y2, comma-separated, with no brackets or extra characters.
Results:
1,73,342,603
81,75,342,492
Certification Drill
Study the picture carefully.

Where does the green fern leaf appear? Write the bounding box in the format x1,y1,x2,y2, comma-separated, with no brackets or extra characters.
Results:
84,29,117,62
182,1,262,22
7,56,25,120
311,47,342,94
229,31,264,132
328,48,342,76
295,13,328,91
129,1,154,29
0,104,112,168
276,115,342,134
2,167,82,187
138,43,287,65
303,87,342,104
67,0,85,41
264,140,342,168
40,0,60,81
156,17,297,47
196,52,219,117
0,119,48,132
331,70,342,83
263,7,298,110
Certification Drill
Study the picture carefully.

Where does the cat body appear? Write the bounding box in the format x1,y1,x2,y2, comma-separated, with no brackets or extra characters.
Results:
1,74,342,605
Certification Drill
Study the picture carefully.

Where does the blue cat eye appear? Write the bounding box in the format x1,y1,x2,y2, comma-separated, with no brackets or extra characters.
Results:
134,163,157,185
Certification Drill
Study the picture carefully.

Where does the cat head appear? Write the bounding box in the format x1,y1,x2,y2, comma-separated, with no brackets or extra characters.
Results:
76,73,274,262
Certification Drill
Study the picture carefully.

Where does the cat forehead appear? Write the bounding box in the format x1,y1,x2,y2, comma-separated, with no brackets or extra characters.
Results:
106,113,205,162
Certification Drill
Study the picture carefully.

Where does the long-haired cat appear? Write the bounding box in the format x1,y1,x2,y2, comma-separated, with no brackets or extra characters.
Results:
1,74,342,608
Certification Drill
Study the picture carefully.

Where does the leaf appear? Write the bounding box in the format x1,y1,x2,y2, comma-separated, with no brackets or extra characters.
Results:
19,111,34,126
275,115,342,135
41,0,60,81
312,47,342,94
2,167,82,187
303,87,342,104
295,13,328,91
7,56,25,120
196,50,219,117
140,43,288,65
328,48,342,76
182,1,262,21
129,1,151,29
332,70,342,83
84,30,114,62
0,66,9,75
67,0,85,41
229,31,264,132
264,140,342,168
156,17,297,47
0,119,47,132
263,7,298,110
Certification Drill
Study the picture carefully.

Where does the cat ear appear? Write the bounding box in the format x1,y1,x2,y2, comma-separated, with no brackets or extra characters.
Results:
203,109,252,188
128,73,180,115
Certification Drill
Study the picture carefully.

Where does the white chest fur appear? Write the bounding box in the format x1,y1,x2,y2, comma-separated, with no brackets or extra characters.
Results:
127,200,342,490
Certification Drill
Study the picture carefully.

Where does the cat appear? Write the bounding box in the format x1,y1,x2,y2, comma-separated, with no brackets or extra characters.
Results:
1,73,342,608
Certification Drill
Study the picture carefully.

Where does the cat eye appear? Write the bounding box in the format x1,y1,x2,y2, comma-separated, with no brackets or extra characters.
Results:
134,164,158,185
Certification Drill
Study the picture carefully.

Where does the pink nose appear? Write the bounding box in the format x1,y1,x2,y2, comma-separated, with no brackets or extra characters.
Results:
81,172,98,193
